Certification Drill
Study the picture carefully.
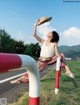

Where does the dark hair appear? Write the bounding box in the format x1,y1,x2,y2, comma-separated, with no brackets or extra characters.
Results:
50,31,59,43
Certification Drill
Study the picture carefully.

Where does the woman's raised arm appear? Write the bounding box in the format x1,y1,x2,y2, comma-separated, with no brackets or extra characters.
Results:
33,19,44,44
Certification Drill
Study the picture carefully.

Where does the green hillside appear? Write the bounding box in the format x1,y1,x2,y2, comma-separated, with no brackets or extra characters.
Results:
58,45,80,58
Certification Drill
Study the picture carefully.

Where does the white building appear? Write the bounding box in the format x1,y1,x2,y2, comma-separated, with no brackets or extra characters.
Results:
66,57,72,61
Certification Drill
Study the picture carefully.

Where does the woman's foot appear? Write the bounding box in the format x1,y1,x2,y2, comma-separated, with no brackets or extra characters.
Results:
10,80,21,84
65,71,74,79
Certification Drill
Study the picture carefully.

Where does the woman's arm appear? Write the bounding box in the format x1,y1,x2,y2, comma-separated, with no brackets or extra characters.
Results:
54,42,61,57
33,19,44,44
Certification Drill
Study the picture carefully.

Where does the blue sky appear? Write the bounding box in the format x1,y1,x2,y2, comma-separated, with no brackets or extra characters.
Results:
0,0,80,46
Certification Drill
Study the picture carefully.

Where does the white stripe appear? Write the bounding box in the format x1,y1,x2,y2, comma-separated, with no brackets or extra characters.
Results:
56,57,60,71
18,54,40,97
55,88,59,94
0,72,27,84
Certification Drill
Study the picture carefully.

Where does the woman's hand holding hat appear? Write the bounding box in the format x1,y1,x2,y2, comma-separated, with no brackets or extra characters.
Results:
33,19,40,36
34,16,52,26
34,19,40,27
37,16,52,26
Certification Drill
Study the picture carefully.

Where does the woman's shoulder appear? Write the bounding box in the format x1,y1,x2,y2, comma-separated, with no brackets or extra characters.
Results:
51,42,55,46
51,42,58,47
54,42,58,46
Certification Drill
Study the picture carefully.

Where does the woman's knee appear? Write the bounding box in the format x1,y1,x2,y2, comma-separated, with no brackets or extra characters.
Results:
60,53,65,58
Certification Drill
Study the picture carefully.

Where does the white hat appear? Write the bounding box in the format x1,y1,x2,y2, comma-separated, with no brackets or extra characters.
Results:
37,16,52,26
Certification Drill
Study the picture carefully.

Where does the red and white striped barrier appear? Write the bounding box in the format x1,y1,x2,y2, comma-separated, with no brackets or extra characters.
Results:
0,53,40,105
55,57,60,94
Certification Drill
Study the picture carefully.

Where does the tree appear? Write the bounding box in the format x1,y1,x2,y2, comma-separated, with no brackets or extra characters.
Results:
0,29,41,59
24,43,41,59
15,41,26,54
0,29,16,53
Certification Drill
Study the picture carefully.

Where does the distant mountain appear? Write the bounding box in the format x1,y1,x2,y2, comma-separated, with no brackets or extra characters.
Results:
58,45,80,58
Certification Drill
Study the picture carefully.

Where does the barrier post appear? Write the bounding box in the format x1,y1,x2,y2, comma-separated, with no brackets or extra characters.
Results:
55,57,60,94
0,53,40,105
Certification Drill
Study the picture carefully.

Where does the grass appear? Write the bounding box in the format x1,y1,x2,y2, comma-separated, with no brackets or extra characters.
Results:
11,61,80,105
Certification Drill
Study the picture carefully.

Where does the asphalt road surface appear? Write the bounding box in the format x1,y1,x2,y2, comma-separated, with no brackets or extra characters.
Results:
0,69,27,96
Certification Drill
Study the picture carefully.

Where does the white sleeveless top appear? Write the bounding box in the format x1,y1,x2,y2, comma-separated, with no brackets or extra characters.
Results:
40,41,55,57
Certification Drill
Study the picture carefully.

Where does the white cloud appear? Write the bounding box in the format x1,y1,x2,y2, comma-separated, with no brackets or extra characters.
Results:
15,33,25,41
37,22,56,40
11,22,55,44
37,23,80,46
14,33,37,44
59,27,80,46
9,25,80,46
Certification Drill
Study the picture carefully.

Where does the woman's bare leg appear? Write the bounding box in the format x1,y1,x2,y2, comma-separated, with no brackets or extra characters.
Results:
10,77,21,83
60,53,74,78
10,76,29,84
65,65,74,78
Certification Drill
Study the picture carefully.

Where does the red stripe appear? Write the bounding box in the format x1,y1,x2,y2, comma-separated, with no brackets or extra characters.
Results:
28,97,39,105
24,73,28,77
55,70,60,88
0,53,22,73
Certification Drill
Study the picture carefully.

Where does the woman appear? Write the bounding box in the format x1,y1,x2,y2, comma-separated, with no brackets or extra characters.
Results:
10,19,74,84
33,19,74,76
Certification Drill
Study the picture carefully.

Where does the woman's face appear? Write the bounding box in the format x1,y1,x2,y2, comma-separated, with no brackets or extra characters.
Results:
47,32,53,39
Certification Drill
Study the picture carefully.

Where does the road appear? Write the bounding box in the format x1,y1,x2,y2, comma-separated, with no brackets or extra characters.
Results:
0,69,27,96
